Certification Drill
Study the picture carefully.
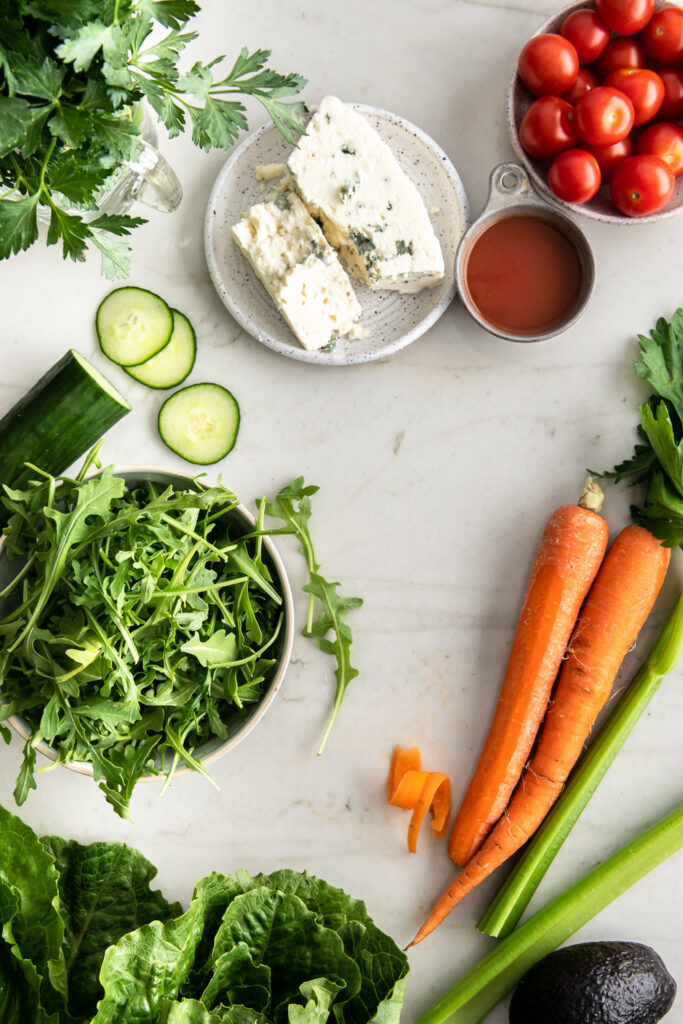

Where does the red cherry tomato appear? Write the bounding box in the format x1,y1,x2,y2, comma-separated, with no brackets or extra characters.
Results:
635,121,683,176
519,96,579,159
593,37,647,79
609,154,675,215
575,86,635,146
658,67,683,121
595,0,654,36
563,67,600,103
604,68,664,125
518,34,579,96
548,149,602,203
560,8,611,64
582,136,633,179
642,7,683,66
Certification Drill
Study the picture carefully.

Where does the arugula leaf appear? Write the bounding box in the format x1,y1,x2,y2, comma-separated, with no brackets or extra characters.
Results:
263,479,362,754
0,454,289,818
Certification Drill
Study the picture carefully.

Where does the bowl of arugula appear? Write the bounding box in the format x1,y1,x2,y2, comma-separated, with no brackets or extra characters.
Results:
0,458,294,819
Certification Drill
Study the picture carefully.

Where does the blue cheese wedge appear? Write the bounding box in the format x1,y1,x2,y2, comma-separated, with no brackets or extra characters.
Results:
288,96,444,294
231,191,362,351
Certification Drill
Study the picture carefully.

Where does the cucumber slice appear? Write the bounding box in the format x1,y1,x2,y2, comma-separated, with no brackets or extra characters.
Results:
158,383,240,465
0,349,130,495
96,286,173,366
125,310,196,389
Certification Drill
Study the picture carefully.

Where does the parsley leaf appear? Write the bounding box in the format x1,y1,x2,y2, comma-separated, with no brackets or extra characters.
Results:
602,310,683,546
0,192,40,257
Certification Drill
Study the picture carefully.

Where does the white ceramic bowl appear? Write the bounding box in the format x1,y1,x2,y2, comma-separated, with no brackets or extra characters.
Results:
508,0,683,224
205,102,469,365
0,468,294,782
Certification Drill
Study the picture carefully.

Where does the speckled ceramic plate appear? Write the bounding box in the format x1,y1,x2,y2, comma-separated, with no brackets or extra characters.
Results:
508,0,683,225
204,103,469,366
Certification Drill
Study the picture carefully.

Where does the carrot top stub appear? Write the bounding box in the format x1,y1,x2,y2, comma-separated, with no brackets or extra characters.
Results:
448,494,609,868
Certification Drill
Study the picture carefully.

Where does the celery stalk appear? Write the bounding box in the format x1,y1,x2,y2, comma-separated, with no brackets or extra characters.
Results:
477,586,683,939
417,802,683,1024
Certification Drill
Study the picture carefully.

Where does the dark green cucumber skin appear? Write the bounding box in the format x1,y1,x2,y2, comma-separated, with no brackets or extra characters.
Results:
0,349,130,494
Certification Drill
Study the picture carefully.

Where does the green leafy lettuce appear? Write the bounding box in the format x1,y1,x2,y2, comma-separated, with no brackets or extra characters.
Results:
0,805,408,1024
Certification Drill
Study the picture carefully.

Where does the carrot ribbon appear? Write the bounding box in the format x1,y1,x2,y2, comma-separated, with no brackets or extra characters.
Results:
388,745,451,853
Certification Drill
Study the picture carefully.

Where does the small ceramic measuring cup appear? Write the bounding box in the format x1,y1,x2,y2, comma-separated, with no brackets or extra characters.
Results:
456,163,595,342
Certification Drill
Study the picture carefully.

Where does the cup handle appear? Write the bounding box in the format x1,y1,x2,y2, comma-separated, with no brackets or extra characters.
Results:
127,139,183,213
483,163,535,214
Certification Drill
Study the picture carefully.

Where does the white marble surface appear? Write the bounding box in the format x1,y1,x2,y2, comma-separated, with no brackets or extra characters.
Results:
1,1,682,1021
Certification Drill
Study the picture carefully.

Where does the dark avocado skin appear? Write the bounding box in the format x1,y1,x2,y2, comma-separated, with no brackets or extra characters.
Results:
509,941,677,1024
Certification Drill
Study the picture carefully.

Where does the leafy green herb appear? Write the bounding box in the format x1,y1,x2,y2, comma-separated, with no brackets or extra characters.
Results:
0,2,307,276
599,309,683,545
0,448,287,819
0,803,409,1024
262,478,362,754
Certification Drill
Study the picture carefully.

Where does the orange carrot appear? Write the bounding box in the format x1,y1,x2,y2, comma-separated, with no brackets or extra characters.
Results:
448,481,609,868
411,524,670,947
388,745,451,853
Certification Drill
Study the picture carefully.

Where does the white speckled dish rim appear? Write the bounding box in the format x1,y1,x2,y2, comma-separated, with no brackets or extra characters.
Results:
204,103,469,366
507,0,683,225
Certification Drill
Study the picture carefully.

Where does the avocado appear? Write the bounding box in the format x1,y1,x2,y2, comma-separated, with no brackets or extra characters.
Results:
509,940,677,1024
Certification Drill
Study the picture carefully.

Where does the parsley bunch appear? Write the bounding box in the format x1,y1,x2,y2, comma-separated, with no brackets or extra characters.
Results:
602,309,683,545
0,0,307,277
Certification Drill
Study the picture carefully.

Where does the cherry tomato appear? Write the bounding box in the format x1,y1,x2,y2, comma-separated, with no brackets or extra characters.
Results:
575,87,635,146
519,96,579,159
560,8,611,64
642,7,683,66
563,67,600,103
582,135,633,179
518,34,579,96
593,37,647,79
548,148,602,203
604,68,664,124
635,121,683,176
595,0,654,36
609,154,675,215
658,67,683,121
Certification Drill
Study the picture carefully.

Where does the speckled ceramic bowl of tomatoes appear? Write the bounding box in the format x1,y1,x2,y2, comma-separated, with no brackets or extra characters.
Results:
508,0,683,223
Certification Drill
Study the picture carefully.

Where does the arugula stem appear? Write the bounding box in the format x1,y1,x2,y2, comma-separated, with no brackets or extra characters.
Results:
0,554,35,601
478,581,683,939
158,513,227,559
418,802,683,1024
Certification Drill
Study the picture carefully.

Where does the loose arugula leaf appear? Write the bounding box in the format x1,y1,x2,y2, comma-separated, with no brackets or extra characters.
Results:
263,478,363,754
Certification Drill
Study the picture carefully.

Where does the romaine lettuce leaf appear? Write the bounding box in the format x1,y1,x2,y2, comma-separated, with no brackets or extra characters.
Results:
41,836,182,1020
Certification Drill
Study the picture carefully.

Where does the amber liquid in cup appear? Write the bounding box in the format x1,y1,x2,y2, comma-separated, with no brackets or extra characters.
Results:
463,214,583,337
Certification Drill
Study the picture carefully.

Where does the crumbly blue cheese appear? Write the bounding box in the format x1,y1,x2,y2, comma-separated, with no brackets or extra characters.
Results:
288,96,444,294
231,191,362,351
